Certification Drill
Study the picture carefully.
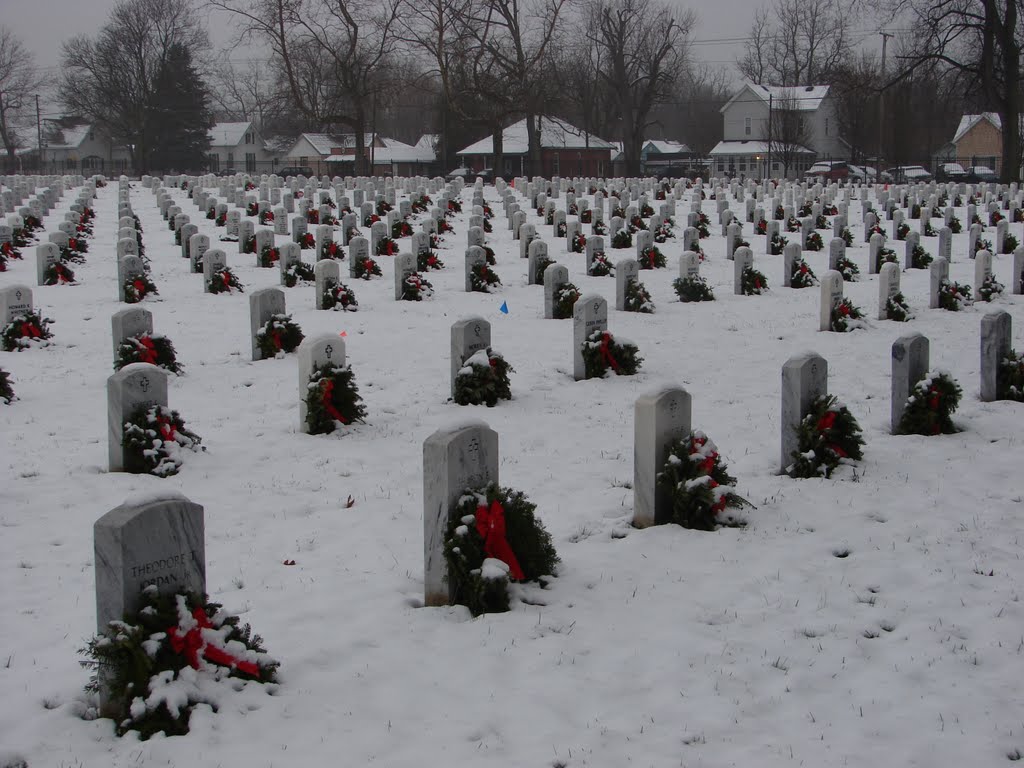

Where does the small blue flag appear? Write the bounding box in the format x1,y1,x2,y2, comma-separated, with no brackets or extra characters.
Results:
499,301,509,314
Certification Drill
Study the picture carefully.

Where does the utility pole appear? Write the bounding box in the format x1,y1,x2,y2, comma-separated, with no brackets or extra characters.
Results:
766,93,772,182
35,94,43,173
878,31,892,183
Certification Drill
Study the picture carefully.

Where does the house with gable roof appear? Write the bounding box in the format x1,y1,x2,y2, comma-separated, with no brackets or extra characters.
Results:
950,113,1004,174
23,122,132,175
710,83,845,179
284,133,435,176
207,121,279,174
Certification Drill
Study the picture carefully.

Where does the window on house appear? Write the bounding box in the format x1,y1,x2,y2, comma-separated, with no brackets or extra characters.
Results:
824,118,829,136
717,159,725,172
552,153,560,175
209,154,219,171
598,159,605,177
227,152,234,168
738,157,747,171
244,132,254,145
245,153,256,173
745,117,751,136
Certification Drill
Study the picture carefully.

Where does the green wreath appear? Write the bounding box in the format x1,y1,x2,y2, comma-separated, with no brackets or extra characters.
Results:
741,266,768,295
115,334,183,374
835,255,859,282
321,280,359,311
588,253,613,277
454,348,513,406
1002,234,1019,254
885,292,913,321
770,233,788,255
304,362,367,434
657,432,751,530
443,484,559,616
949,216,962,234
896,372,961,435
59,245,86,264
830,298,866,332
469,262,501,292
376,237,399,256
910,245,933,269
257,245,279,268
208,267,244,294
581,329,642,378
839,227,853,247
81,587,278,739
122,403,203,476
875,247,898,272
553,283,580,319
977,275,1004,302
997,350,1024,401
804,231,824,251
418,250,445,271
124,273,159,304
256,314,304,358
401,272,434,301
623,278,654,313
938,279,971,311
43,261,76,285
241,235,256,254
0,367,14,403
283,261,316,287
353,255,383,280
611,229,633,248
924,221,937,237
531,256,555,285
787,394,864,478
790,258,818,288
673,275,715,302
638,246,666,269
2,310,53,351
895,222,910,241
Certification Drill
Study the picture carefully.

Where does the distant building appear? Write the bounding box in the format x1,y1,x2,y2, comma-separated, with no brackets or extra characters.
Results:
950,113,1004,174
640,140,700,177
456,118,614,178
710,83,845,179
284,133,435,176
20,122,132,175
207,121,279,174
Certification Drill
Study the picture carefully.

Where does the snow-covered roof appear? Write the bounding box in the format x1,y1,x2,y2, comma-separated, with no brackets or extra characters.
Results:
952,113,1001,144
457,118,615,156
208,122,253,148
415,134,439,154
722,83,830,114
53,124,91,148
709,140,814,156
325,136,434,165
644,140,691,154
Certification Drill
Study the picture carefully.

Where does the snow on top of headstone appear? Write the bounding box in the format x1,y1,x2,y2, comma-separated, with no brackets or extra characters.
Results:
440,417,493,433
121,490,189,507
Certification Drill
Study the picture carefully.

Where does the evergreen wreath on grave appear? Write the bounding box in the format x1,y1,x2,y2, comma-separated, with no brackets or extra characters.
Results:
835,255,859,281
246,201,259,217
1,241,21,262
786,216,802,233
865,224,885,242
324,197,338,209
392,220,413,239
840,226,853,247
401,272,434,301
569,202,579,215
254,314,304,360
469,262,501,292
305,361,367,433
653,219,675,243
208,267,244,294
478,245,494,264
320,211,338,226
115,333,183,374
949,216,963,233
588,252,614,277
363,213,381,230
0,367,14,403
454,348,513,406
611,228,633,248
319,240,344,260
122,404,203,476
830,298,866,332
977,274,1005,302
43,261,76,285
804,231,824,251
443,483,559,616
895,222,911,240
657,432,751,530
875,246,898,272
571,231,587,253
989,210,1003,226
580,209,592,224
257,244,280,268
628,215,648,233
556,221,568,237
773,205,785,220
244,181,256,191
215,213,227,228
298,232,316,250
1015,209,1024,224
997,350,1024,401
770,233,788,255
923,220,937,237
353,255,383,280
417,250,444,271
23,214,41,232
639,245,666,269
445,198,460,215
430,233,442,249
885,292,913,321
639,202,655,218
59,243,86,264
790,257,818,288
483,217,493,233
974,237,993,256
411,194,431,214
283,260,316,287
799,201,813,217
815,214,829,230
345,226,362,243
581,329,642,378
375,237,399,256
673,275,715,302
937,278,971,311
81,586,278,739
206,207,217,220
910,244,933,269
438,218,454,234
623,278,655,313
896,372,961,436
12,227,31,247
259,210,274,225
696,212,711,238
552,283,581,319
322,279,358,311
787,394,864,479
123,273,159,304
610,205,626,220
242,235,256,254
532,256,555,284
306,209,319,225
1002,234,1019,254
69,236,88,254
756,218,768,235
910,203,922,219
741,266,768,295
592,219,608,236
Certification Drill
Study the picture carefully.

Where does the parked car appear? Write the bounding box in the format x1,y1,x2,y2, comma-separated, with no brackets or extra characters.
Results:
446,167,493,183
935,162,967,182
964,166,998,183
805,161,874,183
278,166,315,178
212,168,237,177
881,166,932,183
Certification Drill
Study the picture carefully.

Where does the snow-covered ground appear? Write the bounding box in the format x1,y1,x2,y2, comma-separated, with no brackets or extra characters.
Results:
1,175,1022,768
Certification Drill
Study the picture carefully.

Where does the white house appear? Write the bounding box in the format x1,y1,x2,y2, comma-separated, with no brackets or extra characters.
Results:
207,121,279,174
285,133,435,176
23,123,132,175
710,83,845,179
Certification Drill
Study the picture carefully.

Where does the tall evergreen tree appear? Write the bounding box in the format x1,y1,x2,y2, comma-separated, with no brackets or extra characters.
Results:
146,43,213,173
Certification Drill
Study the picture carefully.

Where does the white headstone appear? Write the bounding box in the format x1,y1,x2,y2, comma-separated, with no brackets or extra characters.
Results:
573,294,608,381
780,352,827,473
633,387,692,528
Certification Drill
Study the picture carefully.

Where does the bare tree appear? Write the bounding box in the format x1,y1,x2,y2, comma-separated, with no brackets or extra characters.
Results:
668,64,734,156
0,27,48,170
737,0,852,86
210,0,404,174
588,0,694,175
60,0,210,173
209,59,289,133
768,92,813,178
550,24,616,146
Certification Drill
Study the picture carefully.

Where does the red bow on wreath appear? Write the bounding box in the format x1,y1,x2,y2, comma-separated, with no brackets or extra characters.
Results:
137,336,158,365
133,279,146,298
168,607,260,677
474,500,524,581
598,332,620,373
320,378,348,423
156,412,177,443
20,322,41,338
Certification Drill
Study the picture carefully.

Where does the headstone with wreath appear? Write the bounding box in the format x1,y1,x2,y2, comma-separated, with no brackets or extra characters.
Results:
633,386,692,528
780,352,827,473
891,332,929,431
572,294,608,381
107,363,168,472
249,287,287,361
450,317,491,397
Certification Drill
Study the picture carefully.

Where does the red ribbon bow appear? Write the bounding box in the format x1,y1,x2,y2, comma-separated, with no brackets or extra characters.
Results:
156,413,177,443
133,279,146,298
137,336,158,364
599,332,620,373
321,379,348,423
20,322,41,338
474,501,525,581
168,607,260,677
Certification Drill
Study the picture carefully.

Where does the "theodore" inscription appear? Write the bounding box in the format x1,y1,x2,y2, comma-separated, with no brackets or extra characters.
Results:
130,549,200,579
